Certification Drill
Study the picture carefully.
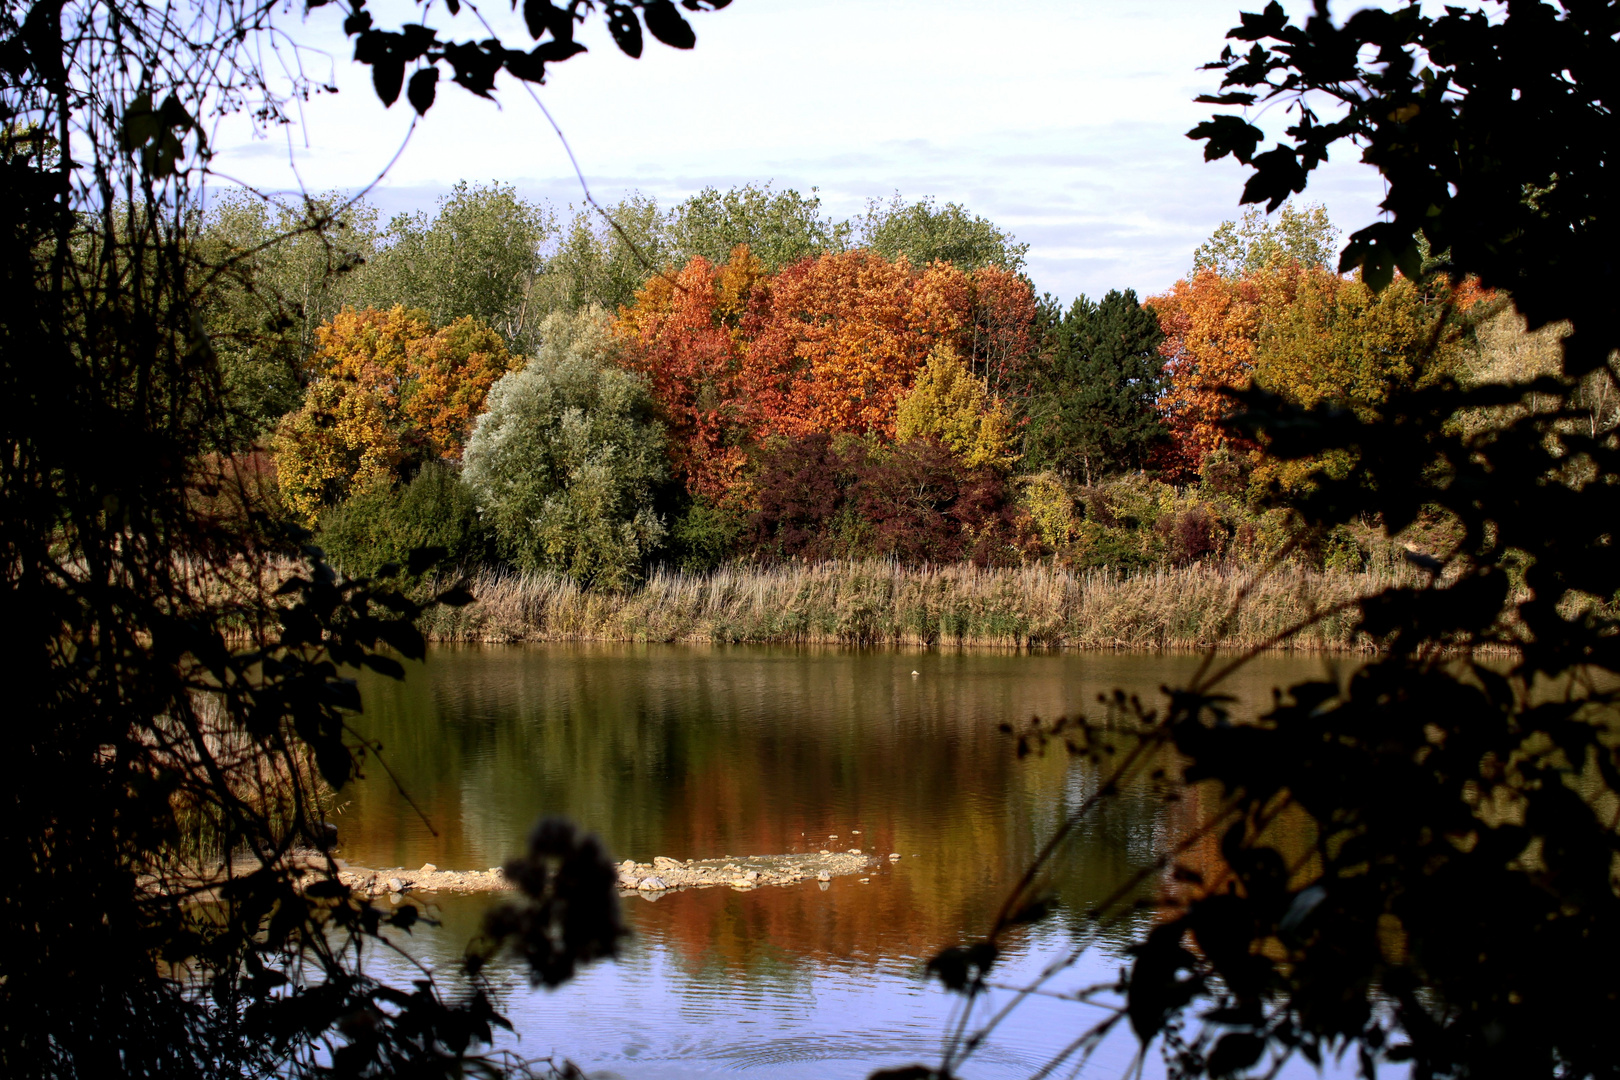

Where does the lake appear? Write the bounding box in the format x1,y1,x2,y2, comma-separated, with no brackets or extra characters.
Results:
343,644,1337,1079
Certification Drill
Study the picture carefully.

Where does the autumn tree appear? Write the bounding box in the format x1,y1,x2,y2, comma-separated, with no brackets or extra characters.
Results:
748,250,970,438
1025,289,1167,483
1149,269,1269,477
275,306,513,520
614,247,767,501
895,345,1019,471
963,264,1040,398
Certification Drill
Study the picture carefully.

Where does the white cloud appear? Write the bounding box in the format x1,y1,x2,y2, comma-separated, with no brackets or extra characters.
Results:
208,0,1392,302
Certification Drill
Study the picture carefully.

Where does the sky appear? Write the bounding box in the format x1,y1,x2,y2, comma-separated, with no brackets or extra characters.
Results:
207,0,1396,304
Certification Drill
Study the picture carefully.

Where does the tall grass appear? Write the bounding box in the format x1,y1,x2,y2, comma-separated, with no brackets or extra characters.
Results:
421,560,1418,651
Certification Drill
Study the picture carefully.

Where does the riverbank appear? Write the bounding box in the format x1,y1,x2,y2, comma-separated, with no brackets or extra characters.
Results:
420,560,1412,651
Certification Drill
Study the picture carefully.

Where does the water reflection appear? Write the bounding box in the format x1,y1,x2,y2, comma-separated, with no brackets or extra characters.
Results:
344,644,1332,1077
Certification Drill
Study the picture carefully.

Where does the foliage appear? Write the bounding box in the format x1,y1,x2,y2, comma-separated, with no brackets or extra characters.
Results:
365,181,555,351
462,309,667,588
317,461,489,580
1190,201,1337,278
0,1,661,1075
896,8,1620,1080
614,248,766,501
1025,289,1167,483
275,306,514,521
535,192,671,315
963,263,1041,398
669,182,850,272
667,496,746,573
748,250,970,438
275,375,406,523
856,440,1028,566
1149,269,1266,477
746,433,864,562
195,191,381,445
894,345,1019,472
856,193,1029,272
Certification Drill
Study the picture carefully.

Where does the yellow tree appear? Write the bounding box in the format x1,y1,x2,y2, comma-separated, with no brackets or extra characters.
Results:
276,305,513,521
894,344,1019,471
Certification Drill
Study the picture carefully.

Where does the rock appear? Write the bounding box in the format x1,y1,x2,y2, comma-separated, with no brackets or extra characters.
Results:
419,863,437,873
848,849,861,855
618,860,636,872
491,867,505,874
387,877,404,894
638,876,668,892
819,849,830,855
889,853,901,860
745,870,760,882
653,856,681,870
730,879,753,889
816,870,831,882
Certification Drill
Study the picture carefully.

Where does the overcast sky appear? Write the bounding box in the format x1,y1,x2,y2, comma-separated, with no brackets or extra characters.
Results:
208,0,1396,304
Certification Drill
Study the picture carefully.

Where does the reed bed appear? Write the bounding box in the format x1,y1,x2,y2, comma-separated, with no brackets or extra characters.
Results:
421,560,1418,651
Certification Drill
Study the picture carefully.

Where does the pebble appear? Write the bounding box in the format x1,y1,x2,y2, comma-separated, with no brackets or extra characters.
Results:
387,877,404,894
419,863,437,873
889,853,901,860
816,871,831,882
848,849,861,855
819,849,831,855
638,876,668,891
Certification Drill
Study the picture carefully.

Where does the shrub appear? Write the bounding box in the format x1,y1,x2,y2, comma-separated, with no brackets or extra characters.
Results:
461,310,667,589
317,461,488,580
668,497,745,573
746,433,857,560
856,439,1025,566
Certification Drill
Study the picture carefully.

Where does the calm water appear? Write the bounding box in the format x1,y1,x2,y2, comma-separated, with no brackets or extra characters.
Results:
344,645,1336,1079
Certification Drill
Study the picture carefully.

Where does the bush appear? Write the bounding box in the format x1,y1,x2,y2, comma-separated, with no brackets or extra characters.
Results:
856,439,1027,566
746,433,859,561
317,461,488,580
668,497,745,573
461,310,667,589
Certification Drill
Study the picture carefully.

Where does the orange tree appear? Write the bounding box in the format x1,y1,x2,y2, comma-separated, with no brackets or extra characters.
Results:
275,306,513,521
613,246,768,502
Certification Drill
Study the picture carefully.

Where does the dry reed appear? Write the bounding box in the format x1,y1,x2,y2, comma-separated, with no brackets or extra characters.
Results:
421,560,1417,651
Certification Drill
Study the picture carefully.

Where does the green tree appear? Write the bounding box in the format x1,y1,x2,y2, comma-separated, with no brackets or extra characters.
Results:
856,193,1028,271
669,182,850,272
1190,200,1338,278
365,181,555,351
317,460,489,580
534,193,670,315
894,345,1019,471
1024,289,1167,483
195,191,381,444
462,310,668,588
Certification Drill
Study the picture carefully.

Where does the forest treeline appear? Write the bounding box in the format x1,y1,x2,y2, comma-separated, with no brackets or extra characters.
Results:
205,182,1580,590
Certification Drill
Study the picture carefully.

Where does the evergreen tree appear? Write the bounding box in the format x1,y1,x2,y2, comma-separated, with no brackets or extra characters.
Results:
1025,289,1166,484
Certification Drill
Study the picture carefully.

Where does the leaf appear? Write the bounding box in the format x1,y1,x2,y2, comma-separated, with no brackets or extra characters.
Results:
406,66,438,114
643,0,696,48
1188,116,1265,164
1207,1032,1266,1077
868,1069,936,1080
371,55,406,106
406,544,449,576
605,3,643,57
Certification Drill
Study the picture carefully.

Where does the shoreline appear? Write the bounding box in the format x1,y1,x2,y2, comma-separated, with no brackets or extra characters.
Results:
420,560,1411,653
